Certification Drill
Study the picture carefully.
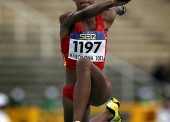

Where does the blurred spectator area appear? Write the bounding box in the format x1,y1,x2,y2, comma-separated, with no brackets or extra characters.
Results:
0,0,170,108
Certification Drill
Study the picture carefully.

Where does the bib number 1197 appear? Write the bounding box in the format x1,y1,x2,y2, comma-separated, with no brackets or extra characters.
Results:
73,41,102,53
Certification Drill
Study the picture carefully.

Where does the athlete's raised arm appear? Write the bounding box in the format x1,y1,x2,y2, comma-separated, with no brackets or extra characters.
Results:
59,0,130,39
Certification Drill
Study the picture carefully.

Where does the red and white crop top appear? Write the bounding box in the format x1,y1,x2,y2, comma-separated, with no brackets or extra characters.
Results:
60,14,108,69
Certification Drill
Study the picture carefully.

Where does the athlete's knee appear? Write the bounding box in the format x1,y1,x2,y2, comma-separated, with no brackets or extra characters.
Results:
76,58,92,70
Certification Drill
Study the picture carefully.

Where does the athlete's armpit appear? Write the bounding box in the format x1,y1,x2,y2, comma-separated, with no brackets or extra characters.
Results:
102,10,116,30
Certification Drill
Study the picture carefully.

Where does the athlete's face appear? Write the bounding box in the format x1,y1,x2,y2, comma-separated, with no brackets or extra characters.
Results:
73,0,95,10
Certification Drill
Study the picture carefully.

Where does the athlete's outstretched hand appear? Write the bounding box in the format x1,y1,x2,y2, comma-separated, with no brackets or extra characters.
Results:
112,0,131,6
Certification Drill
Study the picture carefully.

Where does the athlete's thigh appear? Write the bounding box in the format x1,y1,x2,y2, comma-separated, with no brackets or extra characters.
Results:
63,97,73,122
89,64,112,106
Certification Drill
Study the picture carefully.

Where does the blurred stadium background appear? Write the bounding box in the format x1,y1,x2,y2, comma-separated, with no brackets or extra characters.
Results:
0,0,170,121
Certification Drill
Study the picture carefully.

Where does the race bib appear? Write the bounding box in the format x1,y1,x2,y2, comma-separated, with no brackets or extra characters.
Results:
68,31,106,62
